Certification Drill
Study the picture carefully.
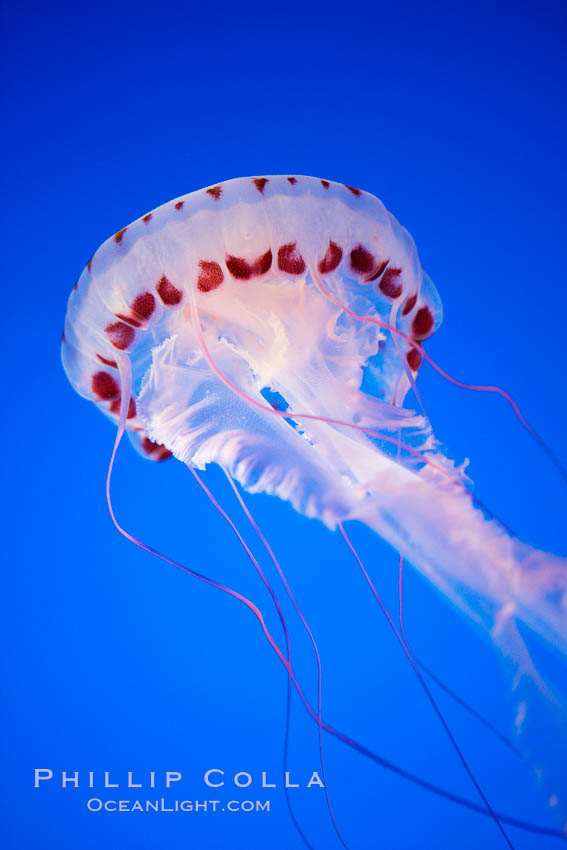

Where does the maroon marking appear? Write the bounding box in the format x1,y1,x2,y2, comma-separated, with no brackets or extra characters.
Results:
287,177,297,185
142,437,172,461
278,242,306,275
252,248,272,275
96,353,118,368
226,248,272,280
318,240,343,274
402,294,417,316
110,395,137,418
253,177,269,194
321,180,330,189
406,347,422,371
156,275,183,305
365,259,389,282
412,306,434,338
174,201,184,210
197,260,224,292
72,280,78,291
115,313,142,328
350,244,375,274
131,292,155,320
226,255,252,280
106,321,135,350
92,371,119,400
378,267,403,298
142,213,152,223
206,186,222,199
345,185,361,196
61,331,66,342
114,227,127,244
87,257,93,273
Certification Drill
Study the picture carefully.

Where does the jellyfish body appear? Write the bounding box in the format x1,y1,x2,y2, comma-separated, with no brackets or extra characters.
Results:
62,176,567,827
62,175,566,650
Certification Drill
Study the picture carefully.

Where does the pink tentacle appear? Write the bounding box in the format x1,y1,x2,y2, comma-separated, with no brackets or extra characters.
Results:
338,523,514,849
397,557,524,759
101,355,562,839
224,472,348,849
188,466,327,849
310,267,567,484
189,292,520,538
310,267,530,428
188,293,456,485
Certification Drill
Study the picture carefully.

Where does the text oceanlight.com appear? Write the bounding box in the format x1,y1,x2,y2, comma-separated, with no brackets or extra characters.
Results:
86,798,270,813
33,769,325,814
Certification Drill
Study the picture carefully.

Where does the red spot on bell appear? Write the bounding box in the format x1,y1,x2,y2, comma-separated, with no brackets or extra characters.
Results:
253,177,269,194
156,275,183,305
412,306,434,339
197,261,224,293
227,249,272,280
226,256,252,280
96,353,118,368
253,249,272,275
378,267,403,299
365,260,389,283
402,294,417,316
106,321,135,350
130,292,155,321
318,241,343,274
115,313,142,328
406,347,422,371
350,245,375,275
92,372,119,400
278,243,305,275
110,395,137,418
131,292,155,321
142,437,172,461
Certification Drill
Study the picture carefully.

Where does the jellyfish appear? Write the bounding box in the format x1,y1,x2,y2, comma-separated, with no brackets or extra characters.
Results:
61,175,566,847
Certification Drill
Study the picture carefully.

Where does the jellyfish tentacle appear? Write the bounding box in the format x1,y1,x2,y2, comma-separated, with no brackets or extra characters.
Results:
182,295,567,655
388,297,429,419
397,557,524,760
338,524,514,849
103,356,563,839
188,292,456,485
109,355,332,848
187,466,321,850
310,266,567,484
64,176,567,841
224,473,347,850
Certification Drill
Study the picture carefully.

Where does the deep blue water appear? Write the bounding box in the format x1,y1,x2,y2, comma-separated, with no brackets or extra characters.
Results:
1,1,566,848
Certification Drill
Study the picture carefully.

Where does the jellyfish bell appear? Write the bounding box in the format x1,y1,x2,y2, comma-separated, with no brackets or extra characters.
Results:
62,175,567,836
61,174,565,647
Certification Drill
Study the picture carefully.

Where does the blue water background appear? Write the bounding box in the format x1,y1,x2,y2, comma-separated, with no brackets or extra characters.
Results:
1,2,566,847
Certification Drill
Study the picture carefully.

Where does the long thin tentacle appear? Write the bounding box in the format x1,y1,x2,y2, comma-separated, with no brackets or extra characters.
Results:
189,293,519,539
188,293,458,484
397,556,524,759
224,472,347,849
104,353,565,840
310,267,567,484
187,466,319,850
338,522,514,849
